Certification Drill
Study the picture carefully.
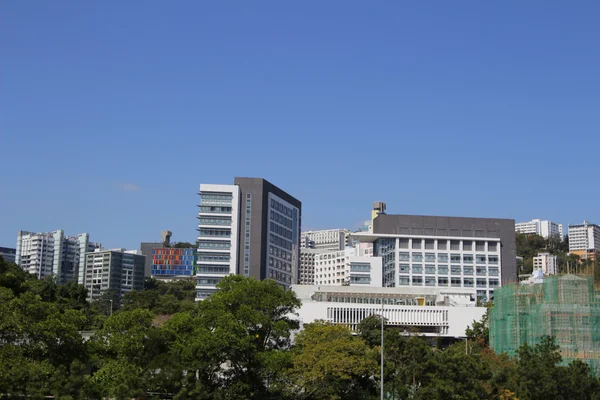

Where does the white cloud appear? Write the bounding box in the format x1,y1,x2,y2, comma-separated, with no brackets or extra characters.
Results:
120,183,141,192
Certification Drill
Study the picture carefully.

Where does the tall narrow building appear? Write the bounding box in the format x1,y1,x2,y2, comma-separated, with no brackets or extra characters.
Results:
195,178,301,300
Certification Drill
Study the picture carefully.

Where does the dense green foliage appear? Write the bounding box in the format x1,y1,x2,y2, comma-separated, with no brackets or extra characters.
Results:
516,233,581,275
1,255,600,399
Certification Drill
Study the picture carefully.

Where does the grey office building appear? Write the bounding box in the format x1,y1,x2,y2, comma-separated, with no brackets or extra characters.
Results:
353,205,516,301
84,249,145,301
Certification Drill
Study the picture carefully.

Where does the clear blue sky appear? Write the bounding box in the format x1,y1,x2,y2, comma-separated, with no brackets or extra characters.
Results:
2,1,599,249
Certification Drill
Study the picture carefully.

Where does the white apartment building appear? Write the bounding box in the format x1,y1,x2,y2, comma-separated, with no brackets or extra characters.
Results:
15,230,101,283
313,247,383,287
83,248,145,301
195,184,240,300
301,229,352,251
568,221,600,259
533,252,558,275
292,284,486,338
515,219,564,239
299,248,323,285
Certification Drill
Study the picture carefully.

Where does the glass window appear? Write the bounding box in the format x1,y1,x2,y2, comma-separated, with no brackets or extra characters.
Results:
489,279,499,287
488,255,499,264
399,239,409,249
476,267,487,276
425,239,435,249
399,276,410,286
463,254,473,264
438,253,448,262
488,242,498,252
476,278,487,288
438,277,448,286
425,277,436,286
476,241,486,252
412,265,423,274
412,253,423,262
451,266,462,275
450,240,460,250
412,240,422,249
425,265,436,274
450,254,461,263
463,278,474,287
476,255,487,264
438,266,448,275
412,276,423,285
399,264,410,273
464,267,474,275
425,253,436,262
399,252,410,261
437,240,447,250
489,268,499,276
451,277,461,287
463,241,473,251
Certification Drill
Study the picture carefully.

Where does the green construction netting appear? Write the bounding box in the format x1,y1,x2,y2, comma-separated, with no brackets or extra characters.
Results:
490,275,600,376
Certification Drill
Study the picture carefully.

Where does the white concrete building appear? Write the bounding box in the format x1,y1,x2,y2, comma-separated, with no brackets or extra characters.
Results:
195,184,241,300
299,248,323,285
301,229,352,251
292,284,486,338
314,247,383,287
515,219,564,239
533,252,558,275
15,230,101,283
568,221,600,259
83,248,145,301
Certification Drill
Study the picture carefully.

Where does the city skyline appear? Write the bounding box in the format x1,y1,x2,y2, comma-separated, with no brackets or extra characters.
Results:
2,2,600,250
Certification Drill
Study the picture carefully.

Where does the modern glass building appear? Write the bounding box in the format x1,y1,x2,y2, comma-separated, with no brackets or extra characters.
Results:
152,247,195,278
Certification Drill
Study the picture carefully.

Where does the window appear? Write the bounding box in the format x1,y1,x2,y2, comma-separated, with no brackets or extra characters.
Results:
412,265,423,274
489,268,499,276
488,242,498,252
425,265,436,274
451,266,462,275
399,276,410,286
399,252,410,261
476,278,487,288
425,253,436,262
463,278,474,287
450,254,461,263
438,253,448,262
451,277,461,287
464,267,474,275
476,241,486,252
438,277,448,286
399,263,410,273
425,277,436,286
463,241,473,251
399,239,409,249
476,267,487,276
450,240,460,250
412,240,422,249
412,253,423,262
463,254,473,263
425,239,435,249
488,255,499,264
489,279,499,287
437,240,447,250
350,276,371,284
350,263,370,272
438,266,448,275
412,276,423,285
476,255,487,264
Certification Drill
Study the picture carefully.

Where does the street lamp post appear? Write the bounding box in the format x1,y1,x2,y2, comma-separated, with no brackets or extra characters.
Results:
381,298,384,400
109,299,113,317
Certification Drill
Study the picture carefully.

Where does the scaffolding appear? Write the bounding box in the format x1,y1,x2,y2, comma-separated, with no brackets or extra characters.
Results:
490,275,600,375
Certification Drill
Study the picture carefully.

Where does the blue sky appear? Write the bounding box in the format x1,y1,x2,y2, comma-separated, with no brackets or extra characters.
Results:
1,1,599,249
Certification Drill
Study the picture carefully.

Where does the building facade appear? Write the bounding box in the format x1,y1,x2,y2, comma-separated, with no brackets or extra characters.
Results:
533,252,558,275
313,247,383,287
569,221,600,259
515,219,564,239
352,211,516,301
152,247,195,279
195,184,241,300
292,284,486,338
83,249,145,301
300,229,352,251
0,247,16,264
15,230,101,283
140,230,173,277
195,178,301,300
299,248,322,285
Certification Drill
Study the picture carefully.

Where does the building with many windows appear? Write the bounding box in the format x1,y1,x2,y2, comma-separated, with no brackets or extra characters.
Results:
299,248,322,285
292,284,486,338
568,221,600,260
350,208,516,301
0,247,16,264
313,246,382,287
533,252,558,275
195,177,302,300
15,230,101,283
152,247,195,279
515,219,564,239
83,248,145,301
300,229,352,251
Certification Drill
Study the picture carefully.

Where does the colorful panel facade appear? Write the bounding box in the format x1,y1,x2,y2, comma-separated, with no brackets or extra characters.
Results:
152,248,195,277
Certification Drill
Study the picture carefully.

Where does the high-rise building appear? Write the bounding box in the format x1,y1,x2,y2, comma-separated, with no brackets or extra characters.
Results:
313,246,382,287
140,230,173,277
515,219,564,239
533,252,558,275
299,248,321,285
568,221,600,259
195,178,301,300
351,203,517,301
15,230,101,283
83,248,145,301
300,229,352,251
0,247,16,264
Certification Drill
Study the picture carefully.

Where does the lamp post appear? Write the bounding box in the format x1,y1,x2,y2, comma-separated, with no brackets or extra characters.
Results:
380,298,384,400
109,299,113,317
